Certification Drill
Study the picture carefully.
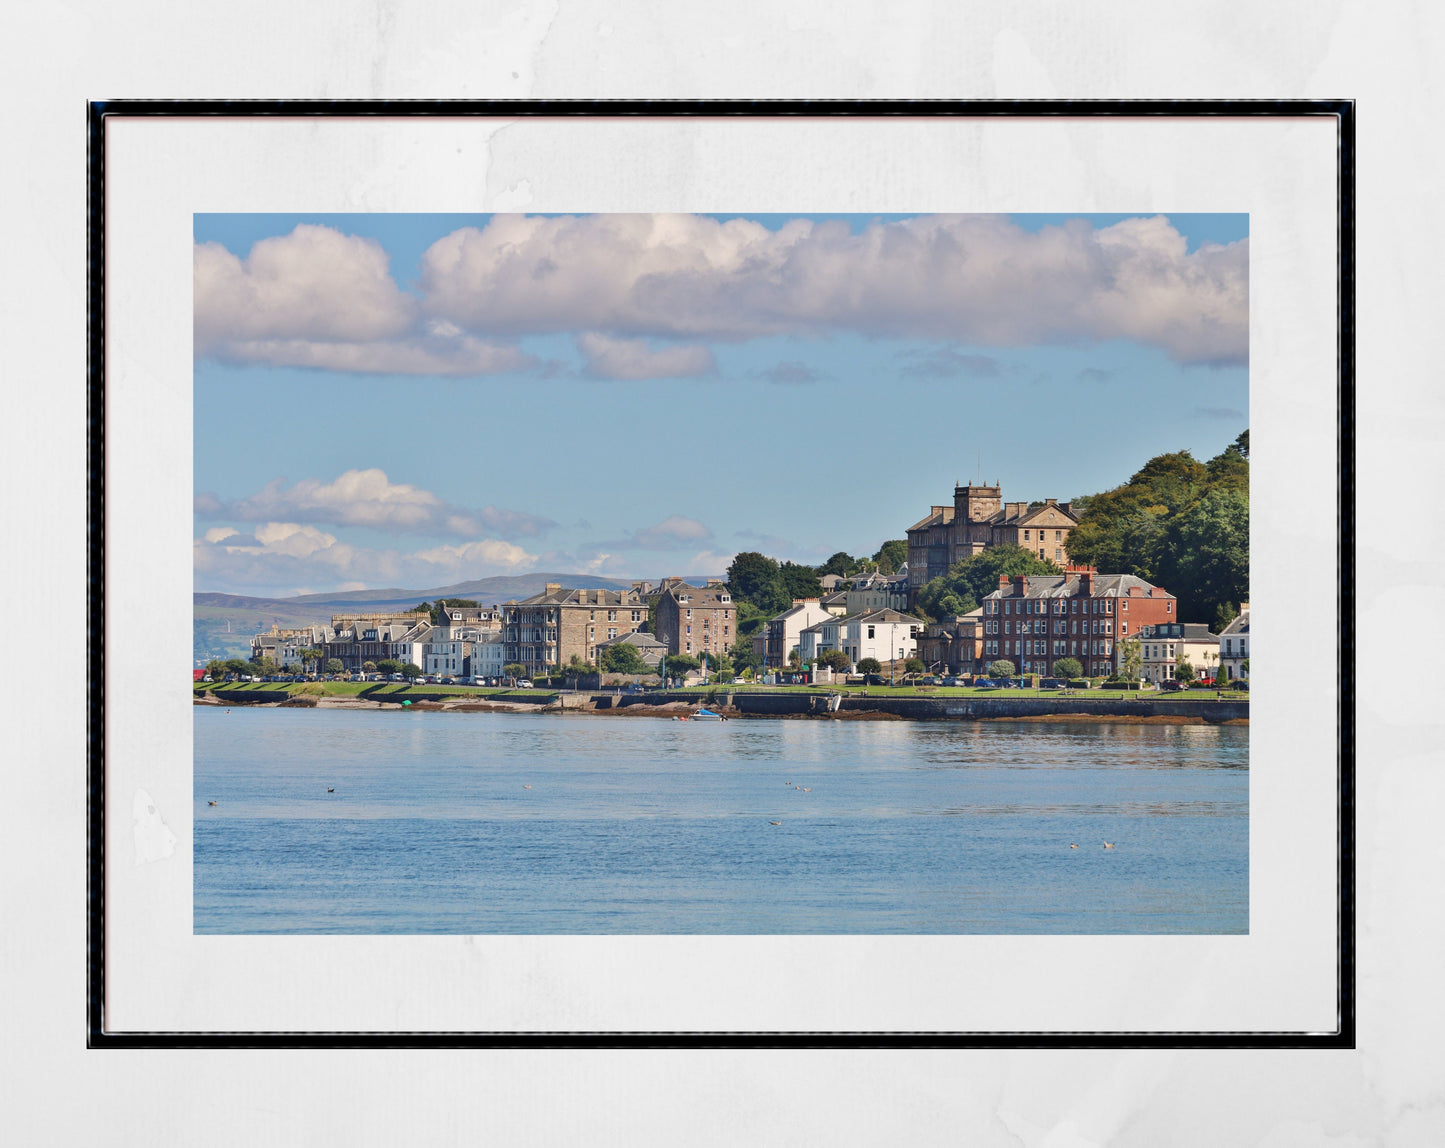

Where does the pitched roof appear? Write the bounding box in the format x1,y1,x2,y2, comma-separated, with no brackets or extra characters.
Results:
594,630,667,650
984,573,1170,600
1219,609,1250,636
511,586,643,607
659,582,733,607
906,506,955,533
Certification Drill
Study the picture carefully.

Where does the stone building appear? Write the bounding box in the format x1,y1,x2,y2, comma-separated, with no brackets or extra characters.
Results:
502,584,648,677
915,608,986,677
980,572,1176,679
321,612,430,674
906,484,1080,600
652,579,736,660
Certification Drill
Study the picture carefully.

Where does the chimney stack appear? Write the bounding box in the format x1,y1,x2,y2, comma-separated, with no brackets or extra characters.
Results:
544,582,561,594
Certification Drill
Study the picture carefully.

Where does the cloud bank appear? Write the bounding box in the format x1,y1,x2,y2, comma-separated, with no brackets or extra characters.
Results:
194,469,555,539
196,214,1249,374
193,522,539,595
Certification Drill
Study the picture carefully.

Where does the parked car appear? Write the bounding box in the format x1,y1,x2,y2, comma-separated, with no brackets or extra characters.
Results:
941,676,959,687
516,679,535,689
1040,678,1065,690
862,673,886,685
1161,679,1185,692
731,677,746,685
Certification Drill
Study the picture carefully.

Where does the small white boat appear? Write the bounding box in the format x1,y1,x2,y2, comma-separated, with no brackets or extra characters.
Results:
692,708,725,721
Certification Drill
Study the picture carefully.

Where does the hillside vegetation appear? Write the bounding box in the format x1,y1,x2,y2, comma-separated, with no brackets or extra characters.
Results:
1065,431,1249,626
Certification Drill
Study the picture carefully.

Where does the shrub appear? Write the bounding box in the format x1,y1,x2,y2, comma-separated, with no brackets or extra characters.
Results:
1053,657,1084,680
1067,678,1091,689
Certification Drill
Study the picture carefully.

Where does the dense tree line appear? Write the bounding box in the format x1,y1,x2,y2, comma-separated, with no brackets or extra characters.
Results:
1064,431,1248,626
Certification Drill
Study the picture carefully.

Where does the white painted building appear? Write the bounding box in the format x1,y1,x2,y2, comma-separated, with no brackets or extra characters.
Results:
425,638,471,677
765,599,834,667
799,608,923,671
1137,622,1221,684
836,608,922,670
470,632,508,680
1218,603,1250,681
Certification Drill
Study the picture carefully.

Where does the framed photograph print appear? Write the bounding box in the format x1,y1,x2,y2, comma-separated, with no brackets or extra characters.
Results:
89,100,1353,1046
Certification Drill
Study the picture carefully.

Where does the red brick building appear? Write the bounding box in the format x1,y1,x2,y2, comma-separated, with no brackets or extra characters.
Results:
980,572,1177,678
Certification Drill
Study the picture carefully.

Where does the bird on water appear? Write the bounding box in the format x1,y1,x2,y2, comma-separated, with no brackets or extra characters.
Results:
1069,843,1078,849
769,821,782,826
1103,841,1115,849
207,800,217,806
327,787,334,793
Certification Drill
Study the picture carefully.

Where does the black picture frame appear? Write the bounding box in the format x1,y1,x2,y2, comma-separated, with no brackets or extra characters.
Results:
88,98,1354,1049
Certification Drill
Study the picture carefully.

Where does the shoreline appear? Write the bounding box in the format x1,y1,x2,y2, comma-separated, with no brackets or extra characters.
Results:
194,693,1247,724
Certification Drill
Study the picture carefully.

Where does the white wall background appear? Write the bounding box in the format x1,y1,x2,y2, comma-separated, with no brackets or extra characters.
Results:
3,2,1440,1144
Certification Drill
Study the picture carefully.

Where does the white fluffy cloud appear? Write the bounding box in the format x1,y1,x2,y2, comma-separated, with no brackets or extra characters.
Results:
194,469,555,539
193,521,539,595
418,213,1248,366
197,214,1248,372
576,333,716,380
195,225,414,353
195,226,528,375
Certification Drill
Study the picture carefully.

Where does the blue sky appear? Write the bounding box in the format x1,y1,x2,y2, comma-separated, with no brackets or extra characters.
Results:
193,212,1248,597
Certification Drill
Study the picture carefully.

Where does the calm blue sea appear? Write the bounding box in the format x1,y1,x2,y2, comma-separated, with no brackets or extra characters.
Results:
193,709,1247,934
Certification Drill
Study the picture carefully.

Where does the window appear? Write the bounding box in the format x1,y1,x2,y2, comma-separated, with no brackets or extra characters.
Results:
608,610,617,621
1055,530,1062,541
608,628,617,640
1120,622,1127,634
867,625,875,639
1166,601,1173,614
1024,529,1030,541
1004,601,1011,615
1004,621,1011,634
1105,600,1113,613
632,610,642,621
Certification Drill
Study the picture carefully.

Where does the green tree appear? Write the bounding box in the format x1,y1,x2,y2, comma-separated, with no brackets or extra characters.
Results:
1119,636,1143,681
1214,601,1240,631
857,657,883,675
1174,655,1196,682
987,659,1017,679
665,653,701,678
779,561,823,602
1240,657,1249,678
729,636,763,674
362,661,378,674
817,649,853,673
401,662,422,680
600,643,649,674
726,552,788,614
325,659,344,675
503,663,526,680
915,544,1061,622
874,539,908,575
819,551,859,578
704,649,735,680
787,648,802,668
1160,487,1250,623
298,647,323,673
904,657,926,675
376,659,401,675
1053,657,1083,680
